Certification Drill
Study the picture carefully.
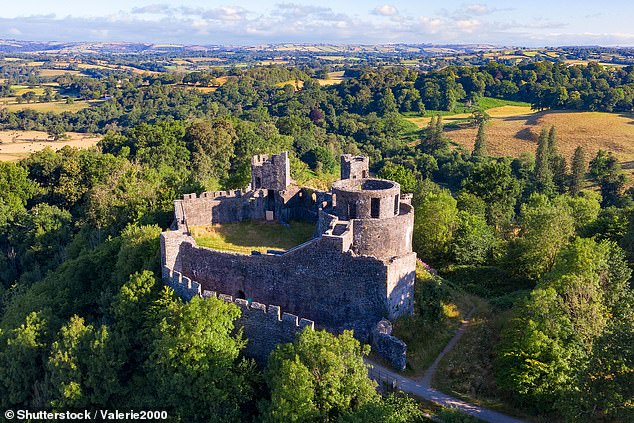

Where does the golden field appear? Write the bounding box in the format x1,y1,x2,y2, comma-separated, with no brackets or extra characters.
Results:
408,106,634,177
0,131,101,161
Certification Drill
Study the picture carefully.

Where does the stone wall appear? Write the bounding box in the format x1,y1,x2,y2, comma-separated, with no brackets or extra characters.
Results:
340,154,369,180
203,290,314,365
162,231,392,338
164,267,202,301
175,191,266,227
350,202,414,261
251,152,290,191
332,178,401,220
370,320,407,371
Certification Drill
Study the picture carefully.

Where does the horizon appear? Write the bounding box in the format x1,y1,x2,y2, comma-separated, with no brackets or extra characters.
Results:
1,1,634,47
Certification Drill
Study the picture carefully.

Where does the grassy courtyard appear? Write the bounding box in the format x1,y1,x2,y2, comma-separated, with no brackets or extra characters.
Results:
190,220,316,254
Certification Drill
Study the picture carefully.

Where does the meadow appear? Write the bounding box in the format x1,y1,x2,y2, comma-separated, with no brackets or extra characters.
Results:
0,130,101,161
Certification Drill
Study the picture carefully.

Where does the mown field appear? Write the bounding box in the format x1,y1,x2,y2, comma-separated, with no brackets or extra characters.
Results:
407,104,634,178
0,130,101,161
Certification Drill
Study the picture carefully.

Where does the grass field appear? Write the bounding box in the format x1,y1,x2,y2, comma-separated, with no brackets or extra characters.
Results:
316,71,349,86
0,131,101,161
406,102,634,179
0,100,99,113
39,68,82,77
190,221,316,254
445,110,634,175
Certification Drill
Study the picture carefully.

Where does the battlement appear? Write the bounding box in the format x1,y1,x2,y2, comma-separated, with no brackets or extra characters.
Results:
340,154,369,180
201,289,315,332
251,151,290,191
162,263,315,365
164,267,202,301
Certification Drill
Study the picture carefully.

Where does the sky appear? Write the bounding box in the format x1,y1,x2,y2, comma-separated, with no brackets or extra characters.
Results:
1,1,633,47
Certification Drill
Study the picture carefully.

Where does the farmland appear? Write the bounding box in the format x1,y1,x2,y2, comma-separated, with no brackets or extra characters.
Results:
0,130,101,161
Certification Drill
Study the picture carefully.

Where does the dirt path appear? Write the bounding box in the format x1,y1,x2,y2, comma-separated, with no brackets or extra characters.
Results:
367,307,527,423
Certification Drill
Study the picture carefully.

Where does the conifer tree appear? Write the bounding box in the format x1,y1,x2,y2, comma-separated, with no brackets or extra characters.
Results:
533,128,555,194
547,126,567,192
547,126,559,168
472,121,487,157
569,146,586,195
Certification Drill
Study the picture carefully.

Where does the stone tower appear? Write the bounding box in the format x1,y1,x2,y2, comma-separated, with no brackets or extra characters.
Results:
328,176,416,319
251,151,291,191
340,154,369,180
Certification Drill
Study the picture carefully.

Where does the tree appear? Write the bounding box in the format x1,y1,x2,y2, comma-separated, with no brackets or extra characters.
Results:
532,128,555,195
186,118,236,188
462,160,520,231
378,162,419,193
378,88,398,116
0,162,37,227
569,146,586,195
451,210,495,265
0,312,50,409
505,194,575,280
47,315,120,408
497,237,632,413
589,150,627,206
413,190,459,264
472,121,487,157
262,329,377,422
144,291,254,422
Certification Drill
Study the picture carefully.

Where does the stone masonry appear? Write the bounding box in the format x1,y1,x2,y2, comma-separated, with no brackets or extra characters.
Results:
160,152,416,370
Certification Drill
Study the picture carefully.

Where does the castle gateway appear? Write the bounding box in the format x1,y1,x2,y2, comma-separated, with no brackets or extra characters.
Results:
160,153,416,369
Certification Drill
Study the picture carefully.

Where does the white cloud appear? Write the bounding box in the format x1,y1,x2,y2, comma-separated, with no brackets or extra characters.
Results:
0,3,629,47
418,16,445,34
455,18,481,32
464,4,491,16
372,5,399,17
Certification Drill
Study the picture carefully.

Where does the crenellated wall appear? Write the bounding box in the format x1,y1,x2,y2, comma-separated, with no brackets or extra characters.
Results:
175,190,267,228
203,290,314,365
160,153,415,370
161,262,315,365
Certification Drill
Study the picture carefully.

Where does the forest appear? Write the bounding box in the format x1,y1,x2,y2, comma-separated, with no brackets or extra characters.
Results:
0,59,632,422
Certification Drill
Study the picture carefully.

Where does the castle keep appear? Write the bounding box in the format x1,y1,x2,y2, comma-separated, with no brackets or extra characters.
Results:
160,152,416,369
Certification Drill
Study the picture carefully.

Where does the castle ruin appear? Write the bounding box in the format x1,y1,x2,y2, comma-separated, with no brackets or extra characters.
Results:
160,152,416,370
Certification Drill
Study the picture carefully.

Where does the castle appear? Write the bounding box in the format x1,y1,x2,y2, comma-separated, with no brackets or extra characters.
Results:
160,152,416,369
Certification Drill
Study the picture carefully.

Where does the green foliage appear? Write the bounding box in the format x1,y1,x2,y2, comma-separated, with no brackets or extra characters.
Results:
145,292,254,422
186,118,236,186
532,128,555,195
569,146,586,195
339,394,425,423
47,315,120,408
451,211,495,265
462,160,520,231
378,162,419,193
413,190,459,264
497,237,632,414
0,311,50,409
589,150,627,206
0,161,38,227
505,194,575,280
263,329,377,422
471,121,487,157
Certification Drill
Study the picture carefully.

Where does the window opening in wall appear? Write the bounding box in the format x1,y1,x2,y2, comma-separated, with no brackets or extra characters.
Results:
267,190,275,211
255,176,261,189
348,202,357,219
394,194,399,215
371,198,380,218
362,170,368,178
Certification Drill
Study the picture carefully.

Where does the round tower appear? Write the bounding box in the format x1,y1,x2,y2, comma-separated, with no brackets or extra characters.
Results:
331,178,414,261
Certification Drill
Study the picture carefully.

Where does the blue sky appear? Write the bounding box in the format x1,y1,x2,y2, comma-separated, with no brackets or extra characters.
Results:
1,1,633,46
